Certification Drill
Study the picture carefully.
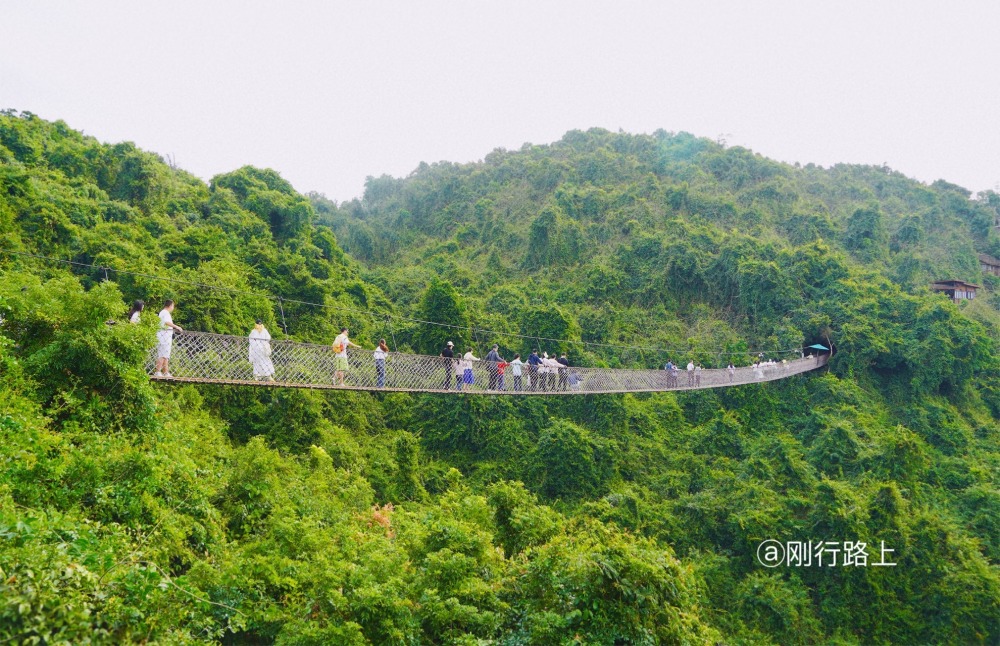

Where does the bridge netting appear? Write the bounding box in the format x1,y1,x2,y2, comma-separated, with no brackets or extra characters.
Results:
147,330,829,395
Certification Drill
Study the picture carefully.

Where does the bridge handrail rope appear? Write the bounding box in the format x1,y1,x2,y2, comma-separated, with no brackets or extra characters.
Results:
148,330,829,395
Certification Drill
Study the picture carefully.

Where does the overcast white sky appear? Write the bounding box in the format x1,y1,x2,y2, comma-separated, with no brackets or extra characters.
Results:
1,1,997,201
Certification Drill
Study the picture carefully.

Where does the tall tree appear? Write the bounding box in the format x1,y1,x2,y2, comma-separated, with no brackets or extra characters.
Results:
413,277,471,354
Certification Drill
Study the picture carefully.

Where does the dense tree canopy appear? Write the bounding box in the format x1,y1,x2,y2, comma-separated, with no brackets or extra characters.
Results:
1,112,998,643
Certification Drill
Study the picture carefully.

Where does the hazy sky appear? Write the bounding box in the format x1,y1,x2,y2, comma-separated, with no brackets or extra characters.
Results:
2,1,998,201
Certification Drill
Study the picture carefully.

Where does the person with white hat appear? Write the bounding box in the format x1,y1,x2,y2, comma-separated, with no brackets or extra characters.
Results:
461,348,481,390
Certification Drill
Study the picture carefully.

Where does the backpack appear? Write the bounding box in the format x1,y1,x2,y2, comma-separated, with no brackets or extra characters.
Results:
333,342,344,353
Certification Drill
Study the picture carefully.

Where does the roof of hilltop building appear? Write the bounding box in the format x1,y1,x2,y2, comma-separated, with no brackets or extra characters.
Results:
931,279,980,289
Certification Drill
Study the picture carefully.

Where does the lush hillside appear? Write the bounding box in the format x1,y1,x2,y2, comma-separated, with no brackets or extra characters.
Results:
316,129,1000,366
1,111,999,644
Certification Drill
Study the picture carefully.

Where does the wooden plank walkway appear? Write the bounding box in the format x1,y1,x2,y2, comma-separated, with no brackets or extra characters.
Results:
149,331,829,395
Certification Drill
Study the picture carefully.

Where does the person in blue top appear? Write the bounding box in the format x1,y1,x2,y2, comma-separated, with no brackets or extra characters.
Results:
527,350,542,392
664,360,676,387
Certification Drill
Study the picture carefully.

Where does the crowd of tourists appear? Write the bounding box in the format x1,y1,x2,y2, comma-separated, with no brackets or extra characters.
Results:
439,342,573,392
132,299,802,390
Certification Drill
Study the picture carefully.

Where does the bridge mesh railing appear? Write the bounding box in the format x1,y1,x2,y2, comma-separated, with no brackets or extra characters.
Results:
147,331,828,394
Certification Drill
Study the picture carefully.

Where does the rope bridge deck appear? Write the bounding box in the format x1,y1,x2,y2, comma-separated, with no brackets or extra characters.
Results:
148,331,829,395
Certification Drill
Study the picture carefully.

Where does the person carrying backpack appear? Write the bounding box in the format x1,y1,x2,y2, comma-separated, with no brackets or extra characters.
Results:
332,327,361,386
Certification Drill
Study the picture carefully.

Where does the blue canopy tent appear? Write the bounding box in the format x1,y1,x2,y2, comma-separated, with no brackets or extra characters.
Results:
806,344,829,351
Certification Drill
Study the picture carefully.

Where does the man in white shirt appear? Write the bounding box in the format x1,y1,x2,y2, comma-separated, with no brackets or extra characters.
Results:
542,353,560,391
687,361,695,386
154,299,183,377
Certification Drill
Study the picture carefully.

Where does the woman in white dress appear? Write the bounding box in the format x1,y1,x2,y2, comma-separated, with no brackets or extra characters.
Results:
248,319,275,381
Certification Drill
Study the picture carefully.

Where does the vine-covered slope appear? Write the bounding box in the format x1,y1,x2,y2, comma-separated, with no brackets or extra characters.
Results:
1,112,998,644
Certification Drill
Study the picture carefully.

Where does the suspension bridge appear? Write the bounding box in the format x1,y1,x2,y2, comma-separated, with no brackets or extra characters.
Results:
2,250,830,394
148,330,829,395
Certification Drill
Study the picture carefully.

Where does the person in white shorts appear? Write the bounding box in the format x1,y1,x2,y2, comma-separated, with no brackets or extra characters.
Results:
154,300,183,377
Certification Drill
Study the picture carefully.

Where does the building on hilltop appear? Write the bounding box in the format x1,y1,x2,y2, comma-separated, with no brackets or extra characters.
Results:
931,279,979,302
978,253,1000,277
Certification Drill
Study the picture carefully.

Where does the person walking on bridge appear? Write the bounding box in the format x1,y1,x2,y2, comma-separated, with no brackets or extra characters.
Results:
535,353,548,391
248,319,275,381
453,351,464,390
332,327,361,386
528,350,542,391
486,344,504,390
557,353,570,391
510,354,524,391
440,341,455,390
687,361,695,387
154,299,182,378
460,349,480,390
542,352,559,391
373,339,389,388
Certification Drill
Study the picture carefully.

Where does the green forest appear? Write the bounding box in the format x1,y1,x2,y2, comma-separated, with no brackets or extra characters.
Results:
1,110,998,644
